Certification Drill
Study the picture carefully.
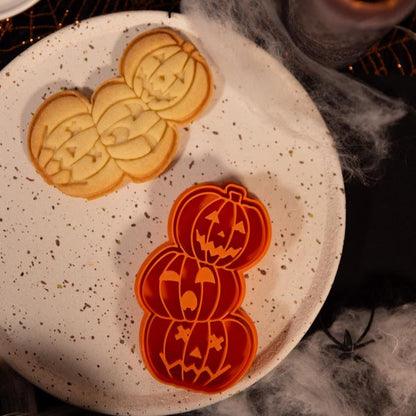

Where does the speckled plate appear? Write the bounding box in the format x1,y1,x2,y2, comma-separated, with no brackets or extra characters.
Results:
0,0,40,19
0,11,345,416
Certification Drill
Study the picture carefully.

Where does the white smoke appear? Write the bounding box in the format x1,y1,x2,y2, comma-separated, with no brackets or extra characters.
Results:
3,306,416,415
180,0,407,183
191,304,416,416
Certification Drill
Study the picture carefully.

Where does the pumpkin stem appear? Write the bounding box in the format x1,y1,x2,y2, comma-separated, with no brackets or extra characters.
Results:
226,184,246,203
182,41,195,55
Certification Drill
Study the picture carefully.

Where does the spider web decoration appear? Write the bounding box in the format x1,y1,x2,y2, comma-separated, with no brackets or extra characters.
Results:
0,0,179,69
349,11,416,76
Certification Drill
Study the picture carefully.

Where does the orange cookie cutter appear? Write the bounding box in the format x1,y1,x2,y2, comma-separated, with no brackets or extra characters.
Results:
135,182,271,393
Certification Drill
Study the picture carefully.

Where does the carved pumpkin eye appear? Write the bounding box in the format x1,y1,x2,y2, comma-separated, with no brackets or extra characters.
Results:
232,221,246,234
205,210,220,223
195,267,216,284
141,315,258,393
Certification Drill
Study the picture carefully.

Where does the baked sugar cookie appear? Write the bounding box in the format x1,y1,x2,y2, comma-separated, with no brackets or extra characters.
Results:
28,29,213,199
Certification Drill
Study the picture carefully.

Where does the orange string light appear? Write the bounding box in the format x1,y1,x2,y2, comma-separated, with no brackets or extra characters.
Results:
0,0,179,54
349,12,416,76
0,0,415,75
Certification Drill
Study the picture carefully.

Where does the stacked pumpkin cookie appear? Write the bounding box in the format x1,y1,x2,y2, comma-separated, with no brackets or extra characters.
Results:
28,29,213,199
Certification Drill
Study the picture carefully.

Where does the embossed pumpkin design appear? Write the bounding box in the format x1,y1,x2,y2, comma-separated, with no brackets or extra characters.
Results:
136,183,271,393
137,247,244,321
120,30,212,124
141,313,257,393
171,183,272,269
28,29,212,199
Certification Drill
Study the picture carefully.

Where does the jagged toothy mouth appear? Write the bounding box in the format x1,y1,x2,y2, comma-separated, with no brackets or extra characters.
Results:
195,229,241,259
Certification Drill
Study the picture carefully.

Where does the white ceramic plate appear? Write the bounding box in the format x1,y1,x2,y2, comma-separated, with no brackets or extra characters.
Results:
0,0,40,19
0,11,345,416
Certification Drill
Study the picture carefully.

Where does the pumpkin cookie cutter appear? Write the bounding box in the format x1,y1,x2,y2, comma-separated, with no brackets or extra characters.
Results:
135,182,271,393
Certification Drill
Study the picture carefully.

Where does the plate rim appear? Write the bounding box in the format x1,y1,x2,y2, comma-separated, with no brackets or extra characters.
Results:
0,0,41,20
0,9,346,416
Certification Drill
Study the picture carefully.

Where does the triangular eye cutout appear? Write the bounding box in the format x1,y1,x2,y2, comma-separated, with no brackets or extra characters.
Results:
218,231,225,238
233,221,246,234
190,347,202,359
154,53,166,64
205,210,220,224
66,147,77,157
209,334,224,351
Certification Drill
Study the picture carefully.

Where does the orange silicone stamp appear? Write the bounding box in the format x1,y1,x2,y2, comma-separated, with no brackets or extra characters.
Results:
135,183,271,393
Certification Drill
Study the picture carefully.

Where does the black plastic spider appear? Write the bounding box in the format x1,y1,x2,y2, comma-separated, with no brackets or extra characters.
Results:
321,309,375,358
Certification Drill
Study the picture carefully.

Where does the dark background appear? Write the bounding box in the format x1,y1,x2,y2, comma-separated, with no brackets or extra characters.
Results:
1,1,416,415
318,74,416,321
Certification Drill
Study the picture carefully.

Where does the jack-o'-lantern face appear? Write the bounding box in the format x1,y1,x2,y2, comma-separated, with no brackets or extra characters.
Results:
135,44,194,107
193,199,249,264
140,312,257,394
120,29,212,124
136,247,244,321
171,183,271,270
